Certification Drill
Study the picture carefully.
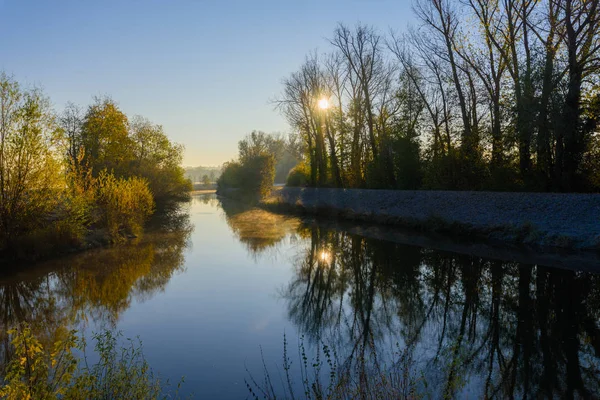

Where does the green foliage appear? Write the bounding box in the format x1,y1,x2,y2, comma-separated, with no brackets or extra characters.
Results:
129,116,192,202
365,136,422,190
0,74,191,260
218,155,276,199
243,154,276,198
95,172,155,240
217,161,243,190
218,132,278,199
422,149,489,190
286,161,311,187
80,98,133,178
0,73,64,251
10,220,86,261
1,325,184,400
393,136,422,189
238,131,301,184
0,325,79,399
71,103,191,203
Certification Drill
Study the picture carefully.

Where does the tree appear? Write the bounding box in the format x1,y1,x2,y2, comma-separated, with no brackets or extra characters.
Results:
414,0,479,160
275,4,600,192
0,73,63,248
556,0,600,190
80,97,133,178
59,102,83,171
202,174,211,185
129,116,191,201
217,131,277,199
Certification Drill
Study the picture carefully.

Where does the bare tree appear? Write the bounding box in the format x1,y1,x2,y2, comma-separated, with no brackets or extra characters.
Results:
414,0,479,158
331,23,385,161
556,0,600,189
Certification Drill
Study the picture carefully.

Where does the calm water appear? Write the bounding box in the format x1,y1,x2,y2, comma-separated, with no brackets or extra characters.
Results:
1,194,599,399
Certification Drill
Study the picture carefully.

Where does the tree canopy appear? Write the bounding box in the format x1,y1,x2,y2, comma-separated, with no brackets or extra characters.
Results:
278,2,600,192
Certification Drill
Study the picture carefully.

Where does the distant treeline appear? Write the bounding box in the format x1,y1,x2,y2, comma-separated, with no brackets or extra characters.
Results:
278,1,600,192
0,73,191,260
185,166,221,184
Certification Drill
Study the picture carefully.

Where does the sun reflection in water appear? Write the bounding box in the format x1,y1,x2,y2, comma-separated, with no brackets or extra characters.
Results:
319,250,331,264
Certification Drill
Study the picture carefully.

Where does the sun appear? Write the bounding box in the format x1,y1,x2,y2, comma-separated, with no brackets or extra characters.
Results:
318,98,330,110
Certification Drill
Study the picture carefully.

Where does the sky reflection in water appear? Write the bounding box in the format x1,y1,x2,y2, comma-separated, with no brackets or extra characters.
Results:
1,194,599,399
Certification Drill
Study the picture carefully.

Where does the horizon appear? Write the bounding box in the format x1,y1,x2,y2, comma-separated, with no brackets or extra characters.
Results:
0,0,412,166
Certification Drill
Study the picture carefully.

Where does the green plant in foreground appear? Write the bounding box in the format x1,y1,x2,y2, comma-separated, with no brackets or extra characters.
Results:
0,325,185,400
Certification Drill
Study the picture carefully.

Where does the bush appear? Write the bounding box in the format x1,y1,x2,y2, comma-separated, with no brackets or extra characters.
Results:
10,219,85,261
242,154,276,198
423,149,488,190
217,161,243,191
95,172,155,240
218,155,276,199
1,325,184,400
286,162,310,187
393,136,422,189
138,164,192,202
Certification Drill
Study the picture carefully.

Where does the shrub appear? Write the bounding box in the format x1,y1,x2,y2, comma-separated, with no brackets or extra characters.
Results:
218,155,276,199
0,325,184,400
242,154,276,198
286,161,310,187
95,172,155,240
217,161,243,191
11,219,86,261
422,149,488,190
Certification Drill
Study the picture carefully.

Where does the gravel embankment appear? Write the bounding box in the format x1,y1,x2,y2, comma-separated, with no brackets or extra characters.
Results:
262,187,600,250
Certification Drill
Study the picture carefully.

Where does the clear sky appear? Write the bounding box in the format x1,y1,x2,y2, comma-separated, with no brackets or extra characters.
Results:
0,0,413,166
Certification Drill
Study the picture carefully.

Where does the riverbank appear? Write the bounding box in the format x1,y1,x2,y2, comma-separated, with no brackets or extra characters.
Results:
256,187,600,251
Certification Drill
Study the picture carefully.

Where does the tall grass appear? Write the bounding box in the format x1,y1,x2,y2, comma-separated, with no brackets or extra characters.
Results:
246,334,425,400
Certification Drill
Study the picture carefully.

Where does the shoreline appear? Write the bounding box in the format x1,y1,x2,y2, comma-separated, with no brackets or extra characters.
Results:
255,187,600,252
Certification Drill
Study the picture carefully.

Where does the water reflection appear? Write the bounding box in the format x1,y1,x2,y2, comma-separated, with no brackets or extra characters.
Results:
0,203,193,371
220,198,300,255
217,199,600,399
1,196,599,399
280,226,600,398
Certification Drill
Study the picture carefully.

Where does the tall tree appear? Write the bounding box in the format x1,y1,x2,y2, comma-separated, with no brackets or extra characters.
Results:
80,97,133,177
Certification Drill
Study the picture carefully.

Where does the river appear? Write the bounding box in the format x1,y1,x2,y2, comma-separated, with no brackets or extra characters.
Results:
1,193,599,399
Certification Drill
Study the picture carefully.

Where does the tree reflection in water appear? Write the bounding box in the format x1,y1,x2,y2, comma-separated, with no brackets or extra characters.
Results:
279,226,600,398
220,197,301,255
0,203,193,372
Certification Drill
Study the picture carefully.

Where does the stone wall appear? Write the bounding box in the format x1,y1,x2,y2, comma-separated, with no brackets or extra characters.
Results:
262,187,600,250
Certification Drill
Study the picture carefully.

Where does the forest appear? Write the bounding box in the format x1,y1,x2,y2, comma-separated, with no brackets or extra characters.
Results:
278,0,600,192
0,73,191,261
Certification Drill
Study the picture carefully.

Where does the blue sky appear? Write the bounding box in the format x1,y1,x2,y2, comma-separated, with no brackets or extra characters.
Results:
0,0,413,166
